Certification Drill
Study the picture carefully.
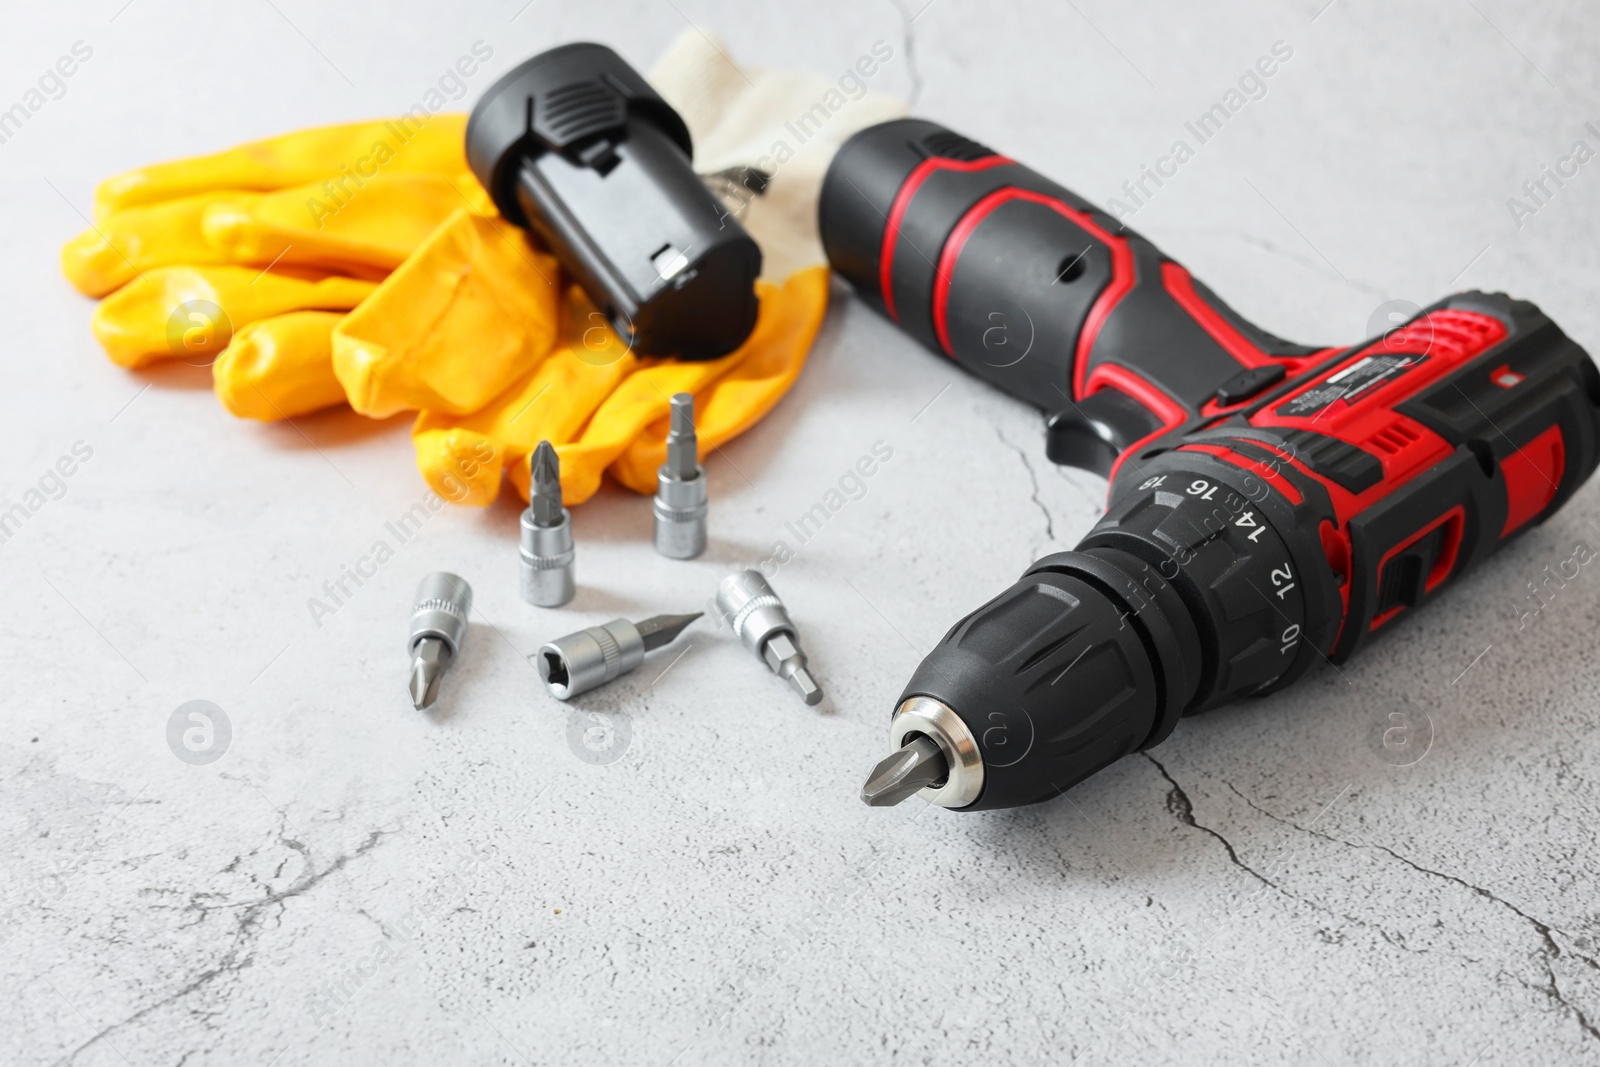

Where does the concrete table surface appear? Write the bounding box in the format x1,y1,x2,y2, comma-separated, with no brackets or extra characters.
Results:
4,1,1600,1064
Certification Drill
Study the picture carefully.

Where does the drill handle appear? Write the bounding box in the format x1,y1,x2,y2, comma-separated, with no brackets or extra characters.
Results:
819,118,1327,478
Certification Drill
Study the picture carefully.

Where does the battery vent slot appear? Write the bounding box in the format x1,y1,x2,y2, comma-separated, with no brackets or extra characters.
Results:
1380,309,1505,360
1368,421,1421,455
919,130,995,162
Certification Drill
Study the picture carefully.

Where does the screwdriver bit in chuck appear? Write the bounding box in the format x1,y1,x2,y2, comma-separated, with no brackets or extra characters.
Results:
654,393,708,560
715,570,822,706
536,613,701,700
408,572,472,710
521,440,575,607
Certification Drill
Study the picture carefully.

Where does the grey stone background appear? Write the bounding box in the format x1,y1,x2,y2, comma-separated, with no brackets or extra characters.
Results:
3,1,1599,1064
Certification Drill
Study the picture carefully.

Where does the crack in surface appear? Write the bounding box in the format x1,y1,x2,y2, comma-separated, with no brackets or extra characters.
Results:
1144,754,1276,889
1224,781,1600,1042
995,424,1055,548
887,0,925,105
56,827,390,1063
1142,756,1473,963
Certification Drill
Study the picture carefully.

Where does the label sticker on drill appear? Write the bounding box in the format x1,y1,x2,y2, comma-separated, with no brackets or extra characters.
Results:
1275,354,1426,420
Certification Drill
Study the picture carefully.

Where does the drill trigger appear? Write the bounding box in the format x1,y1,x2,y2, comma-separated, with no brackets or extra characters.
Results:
1045,387,1166,477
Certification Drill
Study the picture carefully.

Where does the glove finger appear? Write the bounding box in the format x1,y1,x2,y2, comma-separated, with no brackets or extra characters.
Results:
417,287,642,507
202,173,493,277
609,266,828,493
333,210,560,419
92,265,376,369
62,191,259,298
213,310,348,421
95,115,470,219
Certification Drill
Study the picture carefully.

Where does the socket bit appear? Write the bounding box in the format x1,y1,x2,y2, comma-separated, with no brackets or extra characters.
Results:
409,572,472,710
521,440,575,607
654,393,707,560
536,612,701,700
715,570,822,706
861,735,947,806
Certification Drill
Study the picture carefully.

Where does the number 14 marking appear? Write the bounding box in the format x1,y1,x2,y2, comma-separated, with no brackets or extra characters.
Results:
1237,510,1267,542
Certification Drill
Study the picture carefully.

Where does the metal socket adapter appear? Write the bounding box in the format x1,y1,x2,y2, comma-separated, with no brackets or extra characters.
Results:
715,570,822,706
537,613,700,700
409,572,472,710
654,393,707,559
521,441,575,607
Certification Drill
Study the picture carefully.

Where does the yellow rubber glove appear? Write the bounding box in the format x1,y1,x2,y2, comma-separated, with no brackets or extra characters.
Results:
332,210,560,418
411,287,643,506
201,172,493,277
62,191,255,298
499,267,829,505
94,115,470,219
93,266,376,369
68,75,838,512
213,311,347,420
608,266,828,493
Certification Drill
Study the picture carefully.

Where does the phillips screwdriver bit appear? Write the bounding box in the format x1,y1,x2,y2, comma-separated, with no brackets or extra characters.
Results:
408,572,472,710
861,735,947,806
654,393,708,560
714,570,822,706
536,612,701,700
521,440,575,607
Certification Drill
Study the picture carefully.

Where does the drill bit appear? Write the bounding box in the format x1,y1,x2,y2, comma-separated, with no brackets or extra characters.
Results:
521,440,576,607
409,638,449,710
408,572,472,710
635,612,703,651
654,393,708,559
714,570,823,706
666,394,697,479
530,440,563,526
537,612,702,700
861,735,948,806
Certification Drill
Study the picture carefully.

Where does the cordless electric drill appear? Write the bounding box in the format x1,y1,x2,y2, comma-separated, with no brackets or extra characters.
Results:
820,119,1600,811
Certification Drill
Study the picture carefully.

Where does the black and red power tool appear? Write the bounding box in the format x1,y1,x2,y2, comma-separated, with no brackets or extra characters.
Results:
822,119,1600,812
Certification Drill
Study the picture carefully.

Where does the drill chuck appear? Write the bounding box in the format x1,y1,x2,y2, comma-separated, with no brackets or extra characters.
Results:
881,543,1199,810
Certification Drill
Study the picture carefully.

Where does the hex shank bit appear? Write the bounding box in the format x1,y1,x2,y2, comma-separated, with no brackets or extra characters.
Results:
654,393,708,559
715,570,822,706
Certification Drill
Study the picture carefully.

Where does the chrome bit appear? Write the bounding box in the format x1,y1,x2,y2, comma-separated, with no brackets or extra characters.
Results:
521,440,575,607
654,393,708,560
861,735,948,807
665,393,698,481
408,572,472,710
714,570,823,706
536,612,702,700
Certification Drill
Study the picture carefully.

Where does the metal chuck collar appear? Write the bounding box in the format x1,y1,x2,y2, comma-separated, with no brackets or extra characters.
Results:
521,440,576,607
408,572,473,710
715,570,822,706
654,393,708,559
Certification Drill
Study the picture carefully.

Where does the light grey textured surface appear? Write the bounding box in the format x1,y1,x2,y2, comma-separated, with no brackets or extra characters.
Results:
4,1,1600,1064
